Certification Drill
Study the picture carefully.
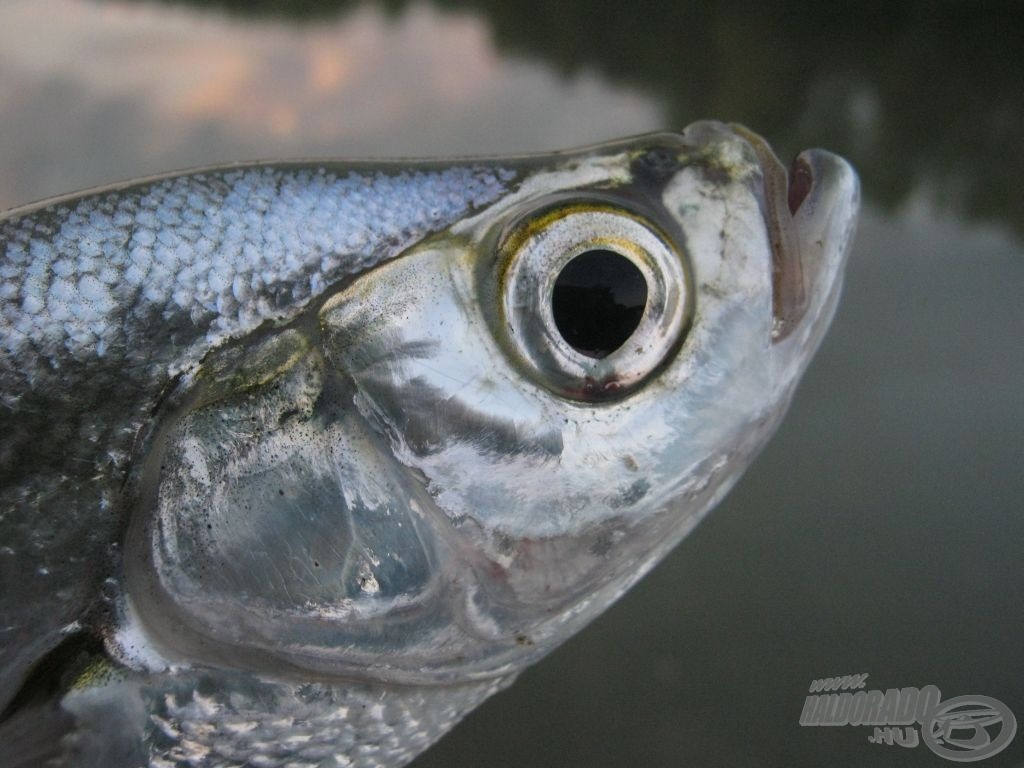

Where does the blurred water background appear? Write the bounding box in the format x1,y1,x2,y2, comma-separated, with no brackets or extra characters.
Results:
1,2,1021,766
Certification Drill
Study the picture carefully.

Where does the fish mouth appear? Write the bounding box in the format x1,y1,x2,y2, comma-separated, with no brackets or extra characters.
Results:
728,123,860,344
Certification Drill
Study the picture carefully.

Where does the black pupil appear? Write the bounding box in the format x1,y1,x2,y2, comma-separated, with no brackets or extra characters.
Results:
552,249,648,359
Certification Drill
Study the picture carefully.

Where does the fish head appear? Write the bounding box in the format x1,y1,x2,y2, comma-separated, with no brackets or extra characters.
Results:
126,123,858,687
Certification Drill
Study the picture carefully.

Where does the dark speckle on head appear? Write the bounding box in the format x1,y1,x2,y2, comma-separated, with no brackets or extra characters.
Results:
493,532,515,556
700,161,735,187
633,146,683,184
608,478,650,509
590,530,614,557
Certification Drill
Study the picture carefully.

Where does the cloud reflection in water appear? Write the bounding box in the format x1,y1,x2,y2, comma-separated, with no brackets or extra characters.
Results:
0,0,662,208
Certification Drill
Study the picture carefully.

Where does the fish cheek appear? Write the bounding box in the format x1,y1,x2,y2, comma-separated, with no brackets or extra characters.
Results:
126,336,444,670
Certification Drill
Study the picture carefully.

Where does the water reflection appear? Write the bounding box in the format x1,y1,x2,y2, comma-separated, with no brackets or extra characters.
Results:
0,0,661,209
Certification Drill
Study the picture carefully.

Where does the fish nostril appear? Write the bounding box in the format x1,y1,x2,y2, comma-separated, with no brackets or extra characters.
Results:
788,156,814,215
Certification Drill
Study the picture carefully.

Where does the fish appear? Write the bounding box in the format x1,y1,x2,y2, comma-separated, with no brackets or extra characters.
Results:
0,122,858,767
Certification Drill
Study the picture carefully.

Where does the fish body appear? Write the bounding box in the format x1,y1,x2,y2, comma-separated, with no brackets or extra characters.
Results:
0,123,858,767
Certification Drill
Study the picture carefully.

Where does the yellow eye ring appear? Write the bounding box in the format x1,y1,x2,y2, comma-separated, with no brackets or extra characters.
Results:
499,202,691,401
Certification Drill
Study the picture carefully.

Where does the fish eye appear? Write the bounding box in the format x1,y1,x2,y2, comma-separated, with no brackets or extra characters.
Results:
499,203,690,401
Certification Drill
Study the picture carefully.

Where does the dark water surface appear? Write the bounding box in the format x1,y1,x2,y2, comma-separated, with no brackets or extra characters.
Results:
1,2,1021,766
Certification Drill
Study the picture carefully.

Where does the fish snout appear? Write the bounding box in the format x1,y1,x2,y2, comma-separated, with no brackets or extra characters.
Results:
725,123,859,376
776,147,859,370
